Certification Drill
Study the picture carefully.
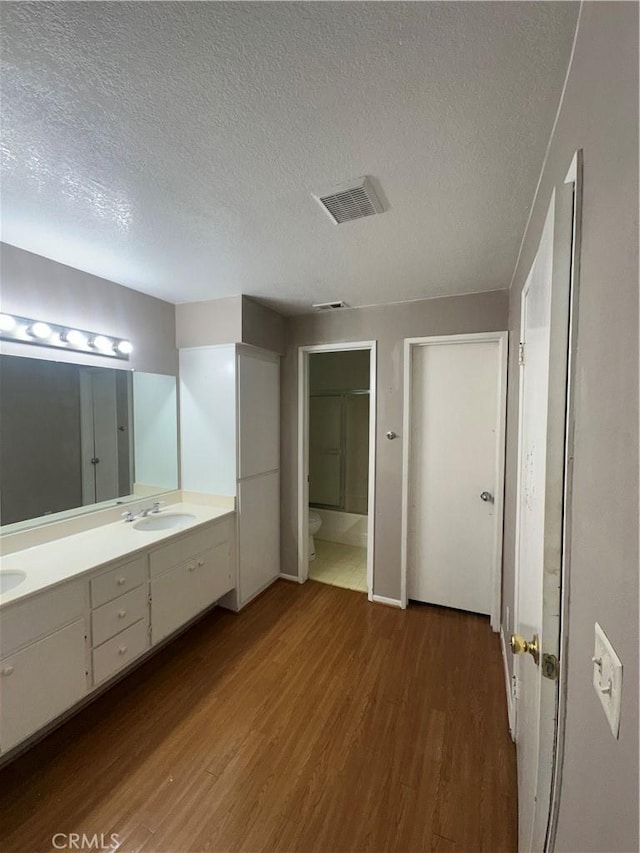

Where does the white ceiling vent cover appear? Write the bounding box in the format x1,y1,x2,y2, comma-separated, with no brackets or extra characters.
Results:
314,176,384,224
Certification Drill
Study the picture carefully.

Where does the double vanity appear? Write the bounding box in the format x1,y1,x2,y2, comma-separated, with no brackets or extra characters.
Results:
0,340,281,762
0,501,236,758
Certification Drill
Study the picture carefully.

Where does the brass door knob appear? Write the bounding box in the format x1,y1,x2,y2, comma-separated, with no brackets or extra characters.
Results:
510,633,540,665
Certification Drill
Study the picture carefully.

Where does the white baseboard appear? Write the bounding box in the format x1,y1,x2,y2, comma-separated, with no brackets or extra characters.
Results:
279,572,303,584
372,594,403,609
500,628,516,740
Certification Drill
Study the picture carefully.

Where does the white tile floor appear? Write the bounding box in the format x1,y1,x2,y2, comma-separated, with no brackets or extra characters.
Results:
308,539,367,592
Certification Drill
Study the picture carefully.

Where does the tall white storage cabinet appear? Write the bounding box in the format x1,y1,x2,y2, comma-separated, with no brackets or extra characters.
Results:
179,345,280,607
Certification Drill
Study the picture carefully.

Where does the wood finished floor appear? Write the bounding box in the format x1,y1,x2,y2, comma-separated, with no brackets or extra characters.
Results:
0,580,516,853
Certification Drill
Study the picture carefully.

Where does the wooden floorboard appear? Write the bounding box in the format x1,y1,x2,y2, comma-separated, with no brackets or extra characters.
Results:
0,580,517,853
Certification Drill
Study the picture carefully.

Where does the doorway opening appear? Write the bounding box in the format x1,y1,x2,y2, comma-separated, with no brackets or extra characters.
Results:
298,342,376,598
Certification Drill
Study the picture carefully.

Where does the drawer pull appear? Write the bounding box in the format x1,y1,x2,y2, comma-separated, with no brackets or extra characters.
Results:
1,665,15,677
197,560,205,567
117,577,126,586
118,646,128,656
188,563,196,572
118,609,127,619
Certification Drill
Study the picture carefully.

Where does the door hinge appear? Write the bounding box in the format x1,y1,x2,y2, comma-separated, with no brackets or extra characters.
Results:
511,674,520,700
518,342,525,366
541,653,560,681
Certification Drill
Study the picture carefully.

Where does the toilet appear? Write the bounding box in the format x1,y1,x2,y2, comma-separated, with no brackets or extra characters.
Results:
308,510,322,561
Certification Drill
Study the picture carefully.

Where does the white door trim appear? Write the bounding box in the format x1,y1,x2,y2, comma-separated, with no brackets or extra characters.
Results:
511,150,582,853
545,150,582,851
297,341,377,599
400,331,508,627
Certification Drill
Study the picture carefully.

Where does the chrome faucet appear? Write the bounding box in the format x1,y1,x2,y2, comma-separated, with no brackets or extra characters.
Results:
121,510,135,523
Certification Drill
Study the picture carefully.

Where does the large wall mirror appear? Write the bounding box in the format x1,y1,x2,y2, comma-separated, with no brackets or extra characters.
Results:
0,354,179,530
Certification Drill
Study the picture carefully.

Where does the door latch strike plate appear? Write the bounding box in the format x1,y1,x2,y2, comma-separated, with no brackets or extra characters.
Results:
542,653,560,681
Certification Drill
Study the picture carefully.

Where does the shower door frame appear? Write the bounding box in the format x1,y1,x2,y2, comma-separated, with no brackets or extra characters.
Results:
297,341,377,599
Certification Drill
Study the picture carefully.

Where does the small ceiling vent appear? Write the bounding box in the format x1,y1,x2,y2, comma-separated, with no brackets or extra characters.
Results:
314,176,384,224
312,301,348,311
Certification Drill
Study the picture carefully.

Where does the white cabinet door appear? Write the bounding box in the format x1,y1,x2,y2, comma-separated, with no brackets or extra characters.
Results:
151,543,233,644
238,472,280,606
0,619,87,754
238,350,279,479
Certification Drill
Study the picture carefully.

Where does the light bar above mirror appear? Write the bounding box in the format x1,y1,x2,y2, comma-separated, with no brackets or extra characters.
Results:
0,313,132,360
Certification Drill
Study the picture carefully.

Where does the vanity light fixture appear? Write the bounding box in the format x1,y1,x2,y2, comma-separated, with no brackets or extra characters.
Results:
62,328,88,347
91,334,115,352
0,313,16,332
29,321,52,340
116,339,133,355
0,313,132,361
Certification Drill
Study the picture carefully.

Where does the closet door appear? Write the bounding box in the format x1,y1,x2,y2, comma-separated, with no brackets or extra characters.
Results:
237,349,279,479
238,472,280,605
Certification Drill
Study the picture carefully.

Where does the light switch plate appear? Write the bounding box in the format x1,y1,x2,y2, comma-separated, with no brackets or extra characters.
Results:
592,622,623,738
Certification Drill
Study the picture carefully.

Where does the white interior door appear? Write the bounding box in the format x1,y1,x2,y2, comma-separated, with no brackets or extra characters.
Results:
514,180,575,852
406,335,506,617
515,210,553,853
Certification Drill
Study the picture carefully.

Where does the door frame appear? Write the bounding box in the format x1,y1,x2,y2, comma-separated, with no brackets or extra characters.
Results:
545,151,582,851
512,152,581,852
400,331,508,626
297,341,377,599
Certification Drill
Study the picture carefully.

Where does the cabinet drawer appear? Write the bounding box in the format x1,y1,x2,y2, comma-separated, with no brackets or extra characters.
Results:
91,585,149,647
0,580,86,658
149,518,234,578
90,555,147,608
0,619,87,754
151,543,233,644
92,619,149,686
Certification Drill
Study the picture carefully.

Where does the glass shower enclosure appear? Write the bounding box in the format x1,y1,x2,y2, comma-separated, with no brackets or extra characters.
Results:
309,390,369,515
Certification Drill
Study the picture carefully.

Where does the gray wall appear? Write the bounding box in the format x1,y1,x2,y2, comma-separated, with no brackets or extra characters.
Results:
501,4,639,851
281,290,509,594
0,243,178,375
175,296,243,349
241,296,286,355
176,294,285,354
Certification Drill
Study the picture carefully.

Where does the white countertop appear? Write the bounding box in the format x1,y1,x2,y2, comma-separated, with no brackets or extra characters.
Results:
0,503,234,608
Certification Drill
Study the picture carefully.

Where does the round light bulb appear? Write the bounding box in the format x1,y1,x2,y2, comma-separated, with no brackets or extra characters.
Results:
0,313,16,332
92,335,113,352
116,340,133,355
64,329,87,347
30,322,52,339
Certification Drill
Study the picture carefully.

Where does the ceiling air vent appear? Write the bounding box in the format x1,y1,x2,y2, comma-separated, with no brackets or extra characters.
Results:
312,301,348,311
314,176,384,224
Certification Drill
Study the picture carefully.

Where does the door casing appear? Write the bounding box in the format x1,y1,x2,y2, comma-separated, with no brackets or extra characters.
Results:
297,341,377,598
512,152,582,853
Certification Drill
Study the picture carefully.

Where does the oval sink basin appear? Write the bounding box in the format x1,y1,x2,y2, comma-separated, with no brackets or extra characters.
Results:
133,513,196,532
0,569,26,594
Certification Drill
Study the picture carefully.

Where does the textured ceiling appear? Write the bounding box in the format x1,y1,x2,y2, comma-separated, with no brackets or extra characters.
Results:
0,2,579,314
